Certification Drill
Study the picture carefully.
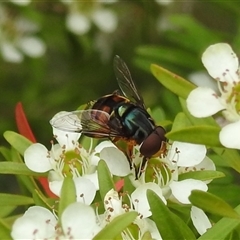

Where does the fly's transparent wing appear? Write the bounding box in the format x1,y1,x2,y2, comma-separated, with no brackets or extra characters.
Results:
113,55,145,108
50,109,120,137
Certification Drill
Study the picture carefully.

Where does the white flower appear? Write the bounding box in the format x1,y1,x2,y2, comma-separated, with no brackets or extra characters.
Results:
186,43,240,149
66,12,91,35
0,42,23,63
98,139,214,235
131,141,213,235
102,189,162,239
0,5,45,62
11,203,101,239
24,127,104,204
11,206,57,239
91,8,117,33
63,1,118,35
17,36,46,58
10,0,31,6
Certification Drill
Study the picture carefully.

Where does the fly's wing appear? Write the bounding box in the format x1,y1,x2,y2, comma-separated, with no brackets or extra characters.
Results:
50,109,121,137
113,55,145,109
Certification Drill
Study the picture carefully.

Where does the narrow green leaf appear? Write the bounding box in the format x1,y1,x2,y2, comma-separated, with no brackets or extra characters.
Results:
136,45,200,69
213,148,240,174
166,125,222,147
172,112,192,131
0,219,11,240
189,190,240,219
198,204,240,240
147,190,196,240
8,147,42,195
93,211,138,240
0,194,34,206
179,170,225,181
3,131,32,156
32,190,56,210
97,160,115,200
0,162,46,176
0,206,17,218
0,147,11,161
59,177,76,219
151,64,195,99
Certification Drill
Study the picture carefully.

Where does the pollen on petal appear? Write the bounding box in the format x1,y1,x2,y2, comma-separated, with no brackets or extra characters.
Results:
187,87,225,117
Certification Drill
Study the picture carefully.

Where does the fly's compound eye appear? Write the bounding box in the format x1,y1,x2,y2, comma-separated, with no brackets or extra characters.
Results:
140,126,166,157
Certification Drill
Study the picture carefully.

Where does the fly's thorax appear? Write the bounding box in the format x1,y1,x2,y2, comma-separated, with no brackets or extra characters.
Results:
116,103,157,145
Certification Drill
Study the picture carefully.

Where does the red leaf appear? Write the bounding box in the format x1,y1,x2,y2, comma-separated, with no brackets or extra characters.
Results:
15,102,36,143
38,177,58,199
15,102,57,198
115,179,124,192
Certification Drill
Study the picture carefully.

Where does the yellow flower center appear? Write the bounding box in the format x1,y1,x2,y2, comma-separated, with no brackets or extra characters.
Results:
62,149,82,177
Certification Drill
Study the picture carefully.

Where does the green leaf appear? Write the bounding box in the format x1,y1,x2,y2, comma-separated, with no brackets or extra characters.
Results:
3,131,32,156
136,45,200,70
97,160,115,200
213,148,240,174
147,190,196,240
32,190,56,210
151,64,195,99
0,162,46,176
93,211,138,240
166,125,222,147
172,112,192,131
0,194,34,206
0,147,11,161
189,190,240,219
0,219,11,240
179,170,225,181
58,177,76,219
168,15,221,52
0,206,17,218
198,204,240,240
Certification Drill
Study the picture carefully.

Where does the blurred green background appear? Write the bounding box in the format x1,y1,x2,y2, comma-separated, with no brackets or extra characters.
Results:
1,0,240,147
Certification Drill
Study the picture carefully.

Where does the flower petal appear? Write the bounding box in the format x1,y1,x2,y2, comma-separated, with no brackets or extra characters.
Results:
170,179,208,204
66,12,90,35
187,87,224,118
49,179,63,197
104,189,124,217
18,36,46,58
74,177,96,205
202,43,239,83
191,206,212,235
94,140,116,153
52,127,80,150
91,9,117,33
100,147,130,176
188,71,219,93
24,143,52,172
145,218,162,240
84,172,99,190
1,42,23,63
131,182,166,218
11,206,57,239
168,142,207,167
219,121,240,149
61,202,100,238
